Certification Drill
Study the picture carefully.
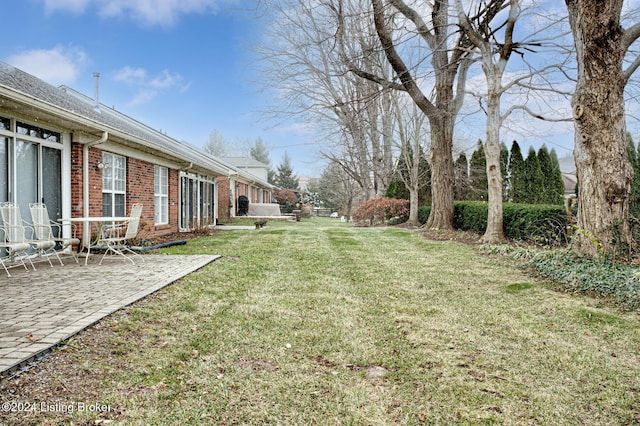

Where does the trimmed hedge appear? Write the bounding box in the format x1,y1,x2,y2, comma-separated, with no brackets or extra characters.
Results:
419,201,567,245
418,205,431,225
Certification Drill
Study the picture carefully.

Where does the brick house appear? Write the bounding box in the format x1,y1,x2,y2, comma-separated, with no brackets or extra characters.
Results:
0,61,273,245
217,157,274,218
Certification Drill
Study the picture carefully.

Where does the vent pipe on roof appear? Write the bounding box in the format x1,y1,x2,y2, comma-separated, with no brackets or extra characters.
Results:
93,72,101,113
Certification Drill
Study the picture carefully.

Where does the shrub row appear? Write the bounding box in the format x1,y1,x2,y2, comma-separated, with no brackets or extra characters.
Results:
353,198,410,226
418,201,567,245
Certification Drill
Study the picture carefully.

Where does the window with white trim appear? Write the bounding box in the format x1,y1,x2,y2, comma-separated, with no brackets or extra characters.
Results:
154,165,168,224
102,152,126,217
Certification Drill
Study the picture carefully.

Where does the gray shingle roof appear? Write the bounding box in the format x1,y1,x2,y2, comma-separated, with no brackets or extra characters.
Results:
0,61,229,176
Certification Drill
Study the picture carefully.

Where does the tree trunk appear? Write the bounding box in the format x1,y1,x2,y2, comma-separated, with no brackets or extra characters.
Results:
426,113,454,230
566,0,633,256
406,120,422,226
481,80,505,243
408,186,419,225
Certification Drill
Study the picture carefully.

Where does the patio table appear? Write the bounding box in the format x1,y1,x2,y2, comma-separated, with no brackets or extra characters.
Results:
60,217,129,265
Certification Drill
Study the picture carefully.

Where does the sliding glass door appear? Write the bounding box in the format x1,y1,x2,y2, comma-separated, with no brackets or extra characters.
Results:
179,172,216,230
0,117,63,227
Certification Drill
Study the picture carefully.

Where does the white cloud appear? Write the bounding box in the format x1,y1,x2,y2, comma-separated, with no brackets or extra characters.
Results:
149,70,183,89
113,66,148,85
5,46,88,86
128,89,158,106
41,0,239,27
112,66,188,105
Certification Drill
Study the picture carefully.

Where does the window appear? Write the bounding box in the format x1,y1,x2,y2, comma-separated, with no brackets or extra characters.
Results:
102,152,126,217
154,165,168,224
179,172,215,230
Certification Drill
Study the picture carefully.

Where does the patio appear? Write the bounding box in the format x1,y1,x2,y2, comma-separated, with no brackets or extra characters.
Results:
0,253,220,376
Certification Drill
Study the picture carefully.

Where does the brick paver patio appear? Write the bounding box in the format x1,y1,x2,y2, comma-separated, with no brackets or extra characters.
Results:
0,253,220,376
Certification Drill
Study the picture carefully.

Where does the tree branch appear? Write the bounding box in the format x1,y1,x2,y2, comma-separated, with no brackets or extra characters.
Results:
622,22,640,52
502,105,572,122
370,0,438,117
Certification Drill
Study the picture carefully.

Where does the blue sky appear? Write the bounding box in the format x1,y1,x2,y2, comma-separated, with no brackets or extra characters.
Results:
0,0,321,176
2,0,640,179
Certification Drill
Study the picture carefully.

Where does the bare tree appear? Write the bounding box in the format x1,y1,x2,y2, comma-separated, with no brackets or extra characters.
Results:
257,0,394,200
353,0,473,230
204,129,229,157
315,161,358,216
391,92,430,225
565,0,640,255
455,0,519,243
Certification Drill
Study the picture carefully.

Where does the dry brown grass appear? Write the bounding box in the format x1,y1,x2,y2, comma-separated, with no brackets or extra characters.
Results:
1,218,639,425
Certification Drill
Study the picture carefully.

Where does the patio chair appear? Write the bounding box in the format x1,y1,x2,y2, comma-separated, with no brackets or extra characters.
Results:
0,202,50,276
0,221,32,277
97,203,145,265
29,203,80,264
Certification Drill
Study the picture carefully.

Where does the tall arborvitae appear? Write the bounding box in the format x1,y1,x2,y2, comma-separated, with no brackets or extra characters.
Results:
419,148,432,205
628,132,640,217
524,146,543,204
500,142,509,201
468,140,488,201
385,145,431,205
508,141,526,203
386,150,411,201
454,152,469,201
538,145,563,205
549,148,566,205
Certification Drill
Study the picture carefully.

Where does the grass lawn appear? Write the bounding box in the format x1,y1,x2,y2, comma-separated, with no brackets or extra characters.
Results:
2,218,639,425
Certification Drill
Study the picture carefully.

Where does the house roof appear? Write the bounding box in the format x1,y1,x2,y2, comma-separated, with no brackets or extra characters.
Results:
0,61,232,178
224,157,270,169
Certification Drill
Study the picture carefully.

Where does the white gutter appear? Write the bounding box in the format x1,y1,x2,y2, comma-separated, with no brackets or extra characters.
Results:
82,131,108,242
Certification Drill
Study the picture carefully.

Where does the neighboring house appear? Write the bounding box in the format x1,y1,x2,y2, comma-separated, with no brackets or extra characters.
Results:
558,155,577,198
218,157,274,218
0,61,272,244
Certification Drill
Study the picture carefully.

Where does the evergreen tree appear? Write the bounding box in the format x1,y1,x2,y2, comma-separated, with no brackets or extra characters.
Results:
628,133,640,217
249,137,276,184
453,152,469,201
415,146,432,205
274,152,299,190
468,141,488,201
508,141,526,203
524,146,543,203
500,142,509,201
549,148,566,205
537,145,556,204
385,145,431,205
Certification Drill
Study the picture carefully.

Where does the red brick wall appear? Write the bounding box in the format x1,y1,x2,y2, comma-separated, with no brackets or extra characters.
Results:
216,176,230,220
71,143,180,240
168,168,179,232
70,143,84,218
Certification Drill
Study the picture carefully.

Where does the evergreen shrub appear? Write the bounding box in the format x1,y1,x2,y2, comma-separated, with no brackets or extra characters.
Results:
426,201,568,245
454,201,488,232
418,205,431,224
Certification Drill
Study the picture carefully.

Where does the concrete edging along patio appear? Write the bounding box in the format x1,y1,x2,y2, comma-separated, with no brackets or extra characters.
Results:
0,254,220,377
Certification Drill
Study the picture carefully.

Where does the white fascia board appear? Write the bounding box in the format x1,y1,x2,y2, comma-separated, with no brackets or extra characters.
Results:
0,85,228,177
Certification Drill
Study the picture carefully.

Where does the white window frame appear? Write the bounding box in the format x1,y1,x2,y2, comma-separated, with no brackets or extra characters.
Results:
102,152,126,217
154,165,168,225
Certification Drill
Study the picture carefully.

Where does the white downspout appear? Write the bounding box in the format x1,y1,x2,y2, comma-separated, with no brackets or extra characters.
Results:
82,131,108,243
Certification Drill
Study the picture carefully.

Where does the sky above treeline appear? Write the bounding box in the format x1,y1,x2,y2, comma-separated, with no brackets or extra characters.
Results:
1,0,640,178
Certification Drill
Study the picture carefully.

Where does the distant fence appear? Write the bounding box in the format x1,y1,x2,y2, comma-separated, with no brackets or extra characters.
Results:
276,205,338,217
312,208,338,217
